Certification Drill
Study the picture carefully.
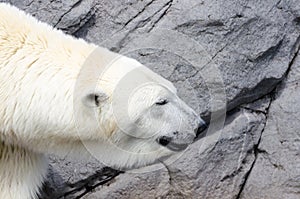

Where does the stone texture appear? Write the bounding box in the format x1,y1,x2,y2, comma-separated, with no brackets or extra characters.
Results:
239,51,300,199
6,0,300,117
84,110,266,199
1,0,300,198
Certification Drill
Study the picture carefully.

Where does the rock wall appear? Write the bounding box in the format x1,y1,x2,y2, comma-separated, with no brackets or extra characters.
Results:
1,0,300,198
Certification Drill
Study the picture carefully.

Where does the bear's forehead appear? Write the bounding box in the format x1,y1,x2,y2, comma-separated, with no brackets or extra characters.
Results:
97,56,177,96
130,86,175,105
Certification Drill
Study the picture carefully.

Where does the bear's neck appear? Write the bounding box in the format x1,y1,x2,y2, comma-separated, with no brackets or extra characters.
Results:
0,141,48,199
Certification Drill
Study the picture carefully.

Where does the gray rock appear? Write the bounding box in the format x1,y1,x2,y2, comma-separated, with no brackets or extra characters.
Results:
3,0,300,117
1,0,300,198
239,51,300,199
83,109,266,198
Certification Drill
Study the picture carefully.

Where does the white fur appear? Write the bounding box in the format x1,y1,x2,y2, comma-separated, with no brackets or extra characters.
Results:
0,3,204,199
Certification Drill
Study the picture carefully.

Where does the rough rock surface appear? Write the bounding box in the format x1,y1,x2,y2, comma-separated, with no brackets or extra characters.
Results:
84,110,267,199
1,0,300,198
240,51,300,199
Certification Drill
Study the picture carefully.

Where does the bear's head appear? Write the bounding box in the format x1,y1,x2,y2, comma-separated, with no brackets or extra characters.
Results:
77,48,207,169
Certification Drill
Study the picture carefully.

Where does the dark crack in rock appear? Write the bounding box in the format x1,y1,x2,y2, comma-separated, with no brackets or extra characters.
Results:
239,50,300,199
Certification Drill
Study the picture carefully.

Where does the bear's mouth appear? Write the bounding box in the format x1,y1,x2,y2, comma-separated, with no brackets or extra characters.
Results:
165,142,189,152
156,136,189,152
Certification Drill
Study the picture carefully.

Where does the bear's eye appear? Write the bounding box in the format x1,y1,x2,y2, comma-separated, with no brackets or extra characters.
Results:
155,99,168,105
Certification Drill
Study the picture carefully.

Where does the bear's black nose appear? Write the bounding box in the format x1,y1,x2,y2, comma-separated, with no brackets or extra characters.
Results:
157,136,172,146
195,121,208,139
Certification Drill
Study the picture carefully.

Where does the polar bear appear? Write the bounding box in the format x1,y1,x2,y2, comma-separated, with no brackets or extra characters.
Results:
0,3,207,199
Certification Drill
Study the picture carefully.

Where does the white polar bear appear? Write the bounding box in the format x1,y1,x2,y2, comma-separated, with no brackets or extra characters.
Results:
0,3,207,199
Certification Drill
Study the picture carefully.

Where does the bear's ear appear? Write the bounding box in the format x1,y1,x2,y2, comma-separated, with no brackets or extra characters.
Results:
82,90,108,107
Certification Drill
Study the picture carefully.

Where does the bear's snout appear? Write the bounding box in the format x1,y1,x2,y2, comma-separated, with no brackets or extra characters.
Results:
156,118,208,152
156,130,197,152
157,136,172,146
